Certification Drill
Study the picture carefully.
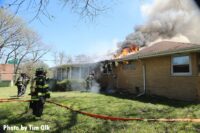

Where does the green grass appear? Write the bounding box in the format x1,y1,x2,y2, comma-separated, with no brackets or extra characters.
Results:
0,87,200,133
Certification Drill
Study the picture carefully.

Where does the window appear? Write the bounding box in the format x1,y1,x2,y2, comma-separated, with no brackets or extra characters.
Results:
100,62,113,74
71,67,80,79
172,55,191,75
122,63,135,70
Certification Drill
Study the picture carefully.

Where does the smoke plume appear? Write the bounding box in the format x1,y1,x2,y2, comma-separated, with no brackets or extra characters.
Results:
119,0,200,50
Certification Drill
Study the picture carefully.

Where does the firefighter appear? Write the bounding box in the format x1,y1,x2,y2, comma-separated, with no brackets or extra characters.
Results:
29,68,50,117
86,72,95,91
15,73,29,97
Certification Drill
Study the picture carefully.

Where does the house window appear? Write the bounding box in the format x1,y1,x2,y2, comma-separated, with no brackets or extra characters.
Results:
101,62,113,74
172,55,191,75
122,63,135,70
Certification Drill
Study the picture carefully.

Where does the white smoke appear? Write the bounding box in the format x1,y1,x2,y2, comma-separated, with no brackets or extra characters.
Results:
119,0,200,49
90,81,100,93
149,34,190,46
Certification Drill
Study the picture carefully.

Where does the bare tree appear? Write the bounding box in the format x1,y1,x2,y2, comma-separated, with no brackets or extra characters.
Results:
53,51,59,66
59,51,65,65
0,9,50,76
64,55,73,64
30,45,50,64
4,41,23,64
2,0,112,20
20,60,49,78
13,29,50,75
0,9,24,54
53,51,73,66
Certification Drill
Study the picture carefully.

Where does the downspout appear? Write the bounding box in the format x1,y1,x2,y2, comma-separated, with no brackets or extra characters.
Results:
137,59,146,97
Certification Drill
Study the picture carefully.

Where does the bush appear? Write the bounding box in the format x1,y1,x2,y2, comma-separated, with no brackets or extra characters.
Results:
52,79,71,92
48,79,56,91
0,81,12,87
52,79,87,92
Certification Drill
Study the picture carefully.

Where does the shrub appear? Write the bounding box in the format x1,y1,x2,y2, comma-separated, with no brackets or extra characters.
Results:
52,79,86,92
53,79,72,92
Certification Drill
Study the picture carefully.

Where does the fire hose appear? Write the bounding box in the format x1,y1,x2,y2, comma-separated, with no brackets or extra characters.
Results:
0,98,31,102
0,98,200,123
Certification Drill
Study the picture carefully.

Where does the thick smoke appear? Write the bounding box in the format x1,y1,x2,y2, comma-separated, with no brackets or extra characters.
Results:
68,64,101,93
90,81,100,93
119,0,200,49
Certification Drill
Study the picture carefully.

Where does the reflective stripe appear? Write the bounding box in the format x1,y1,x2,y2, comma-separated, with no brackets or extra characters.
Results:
38,93,46,96
36,84,49,88
44,84,49,88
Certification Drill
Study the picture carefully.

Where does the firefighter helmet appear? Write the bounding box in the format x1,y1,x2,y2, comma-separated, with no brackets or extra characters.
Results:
35,67,46,76
20,73,26,77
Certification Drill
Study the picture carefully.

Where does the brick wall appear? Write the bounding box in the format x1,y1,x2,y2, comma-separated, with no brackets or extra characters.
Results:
116,61,143,93
0,64,14,81
114,52,200,101
144,53,199,101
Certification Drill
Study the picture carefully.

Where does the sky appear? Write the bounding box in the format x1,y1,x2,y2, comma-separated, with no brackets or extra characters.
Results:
1,0,153,66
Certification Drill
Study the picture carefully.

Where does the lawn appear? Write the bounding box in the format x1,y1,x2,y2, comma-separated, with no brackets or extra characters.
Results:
0,86,200,133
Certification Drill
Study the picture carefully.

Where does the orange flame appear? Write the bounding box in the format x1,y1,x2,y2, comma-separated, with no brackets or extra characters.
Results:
114,45,139,59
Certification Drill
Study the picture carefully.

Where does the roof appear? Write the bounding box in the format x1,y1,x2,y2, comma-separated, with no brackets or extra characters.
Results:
114,41,200,61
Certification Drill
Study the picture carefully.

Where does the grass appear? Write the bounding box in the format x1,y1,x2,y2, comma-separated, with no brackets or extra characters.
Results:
0,87,200,133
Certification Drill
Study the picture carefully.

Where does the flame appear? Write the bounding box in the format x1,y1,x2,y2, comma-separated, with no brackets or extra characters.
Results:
121,48,130,56
114,44,139,59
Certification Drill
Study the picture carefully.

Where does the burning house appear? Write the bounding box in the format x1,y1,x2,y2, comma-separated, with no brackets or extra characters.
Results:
51,0,200,100
96,0,200,101
99,41,200,101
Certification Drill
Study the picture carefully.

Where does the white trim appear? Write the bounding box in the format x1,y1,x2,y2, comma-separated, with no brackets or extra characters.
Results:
79,67,82,80
171,54,192,76
69,67,72,79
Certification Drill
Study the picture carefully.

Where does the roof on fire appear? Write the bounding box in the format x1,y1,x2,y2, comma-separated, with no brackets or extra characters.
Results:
113,41,200,61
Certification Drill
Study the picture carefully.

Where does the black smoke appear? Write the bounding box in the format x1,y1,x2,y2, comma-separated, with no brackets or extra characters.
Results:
194,0,200,8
